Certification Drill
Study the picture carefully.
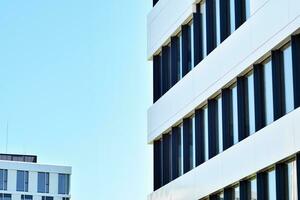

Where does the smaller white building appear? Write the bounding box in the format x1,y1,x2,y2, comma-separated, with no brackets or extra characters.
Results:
0,154,71,200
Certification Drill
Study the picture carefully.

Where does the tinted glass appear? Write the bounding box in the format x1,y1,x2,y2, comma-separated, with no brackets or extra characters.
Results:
21,195,32,200
231,84,239,144
282,44,294,113
217,96,223,153
177,35,182,80
245,0,251,19
0,170,7,190
246,71,256,135
204,106,209,161
287,160,297,200
0,194,11,200
187,24,192,71
250,177,257,200
215,0,220,45
59,174,70,194
17,171,29,192
234,185,240,199
230,0,235,33
178,124,183,176
201,1,207,57
263,59,274,125
268,169,276,200
38,172,49,193
191,116,195,168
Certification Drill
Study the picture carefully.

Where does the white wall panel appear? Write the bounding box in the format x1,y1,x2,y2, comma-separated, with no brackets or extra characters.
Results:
148,108,300,200
148,0,300,143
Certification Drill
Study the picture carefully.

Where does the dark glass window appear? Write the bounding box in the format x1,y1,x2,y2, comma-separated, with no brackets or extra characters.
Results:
38,172,49,193
0,194,11,200
21,195,32,200
178,124,183,176
201,1,207,57
187,23,193,72
58,174,70,195
17,171,29,192
0,170,7,191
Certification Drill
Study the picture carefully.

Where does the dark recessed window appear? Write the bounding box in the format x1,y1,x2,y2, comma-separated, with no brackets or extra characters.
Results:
41,197,53,200
0,193,11,200
201,1,207,57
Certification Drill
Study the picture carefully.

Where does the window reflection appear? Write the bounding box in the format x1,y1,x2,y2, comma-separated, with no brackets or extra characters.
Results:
282,44,294,114
201,1,207,57
215,0,220,45
246,71,256,135
178,124,183,176
263,58,274,126
287,160,297,200
230,0,235,33
217,95,223,153
230,84,239,144
267,169,276,200
203,106,209,161
250,177,257,200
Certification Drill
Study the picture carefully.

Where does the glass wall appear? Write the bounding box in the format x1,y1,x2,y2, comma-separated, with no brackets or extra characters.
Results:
282,43,294,114
246,71,256,135
263,58,274,126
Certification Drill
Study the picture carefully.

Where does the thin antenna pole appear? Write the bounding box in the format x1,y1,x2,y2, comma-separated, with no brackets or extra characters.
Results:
6,121,8,153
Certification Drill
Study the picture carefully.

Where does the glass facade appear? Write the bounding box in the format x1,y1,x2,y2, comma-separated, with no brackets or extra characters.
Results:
17,171,29,192
0,170,7,191
38,172,49,193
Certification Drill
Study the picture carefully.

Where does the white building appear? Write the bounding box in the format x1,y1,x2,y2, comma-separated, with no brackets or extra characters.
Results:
147,0,300,199
0,154,71,200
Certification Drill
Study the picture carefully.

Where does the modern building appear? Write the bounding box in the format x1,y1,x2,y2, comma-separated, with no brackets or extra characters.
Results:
147,0,300,199
0,154,71,200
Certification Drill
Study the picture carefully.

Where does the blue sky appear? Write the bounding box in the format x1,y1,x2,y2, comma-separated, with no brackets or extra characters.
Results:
0,1,152,199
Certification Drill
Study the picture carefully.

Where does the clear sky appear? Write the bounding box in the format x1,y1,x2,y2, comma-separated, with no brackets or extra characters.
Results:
0,1,152,199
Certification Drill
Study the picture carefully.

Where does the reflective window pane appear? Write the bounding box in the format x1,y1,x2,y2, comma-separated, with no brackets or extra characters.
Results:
190,116,195,168
21,195,32,200
287,160,297,200
263,58,274,125
230,0,236,33
201,1,207,57
282,44,294,114
0,194,11,200
178,124,183,176
204,106,209,161
230,84,239,144
17,171,29,192
178,34,182,80
187,23,193,71
215,0,221,45
233,185,240,200
267,169,276,200
58,174,70,195
217,96,223,153
38,172,49,193
246,71,256,135
245,0,251,19
250,177,257,200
